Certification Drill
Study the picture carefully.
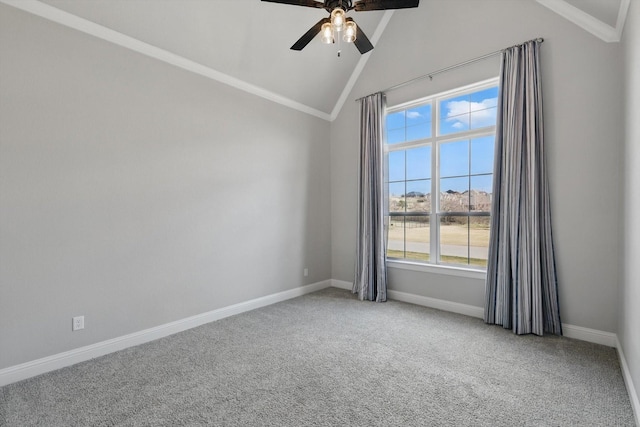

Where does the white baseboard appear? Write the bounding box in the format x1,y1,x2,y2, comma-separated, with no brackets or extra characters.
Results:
0,280,332,387
336,283,620,346
389,292,618,348
616,337,640,426
562,323,617,347
331,279,353,290
387,289,485,319
333,280,483,318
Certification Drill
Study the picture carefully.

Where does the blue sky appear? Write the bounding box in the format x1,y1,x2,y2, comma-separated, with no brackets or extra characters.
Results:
386,86,498,195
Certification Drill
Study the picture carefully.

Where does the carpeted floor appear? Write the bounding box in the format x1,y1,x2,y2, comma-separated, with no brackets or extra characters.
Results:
0,287,635,426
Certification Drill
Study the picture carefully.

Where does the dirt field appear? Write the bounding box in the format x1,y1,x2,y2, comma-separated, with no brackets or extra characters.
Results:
388,222,490,247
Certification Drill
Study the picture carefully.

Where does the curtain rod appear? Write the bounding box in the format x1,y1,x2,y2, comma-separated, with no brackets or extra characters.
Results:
355,37,544,102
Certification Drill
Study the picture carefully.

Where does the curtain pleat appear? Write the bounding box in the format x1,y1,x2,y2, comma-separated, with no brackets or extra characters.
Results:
353,93,387,302
484,40,562,335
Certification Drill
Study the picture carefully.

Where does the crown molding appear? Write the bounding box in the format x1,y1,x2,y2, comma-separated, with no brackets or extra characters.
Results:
0,0,333,121
536,0,630,43
12,0,625,120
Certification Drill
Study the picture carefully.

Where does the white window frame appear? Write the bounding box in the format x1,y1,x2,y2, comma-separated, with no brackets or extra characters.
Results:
385,77,499,276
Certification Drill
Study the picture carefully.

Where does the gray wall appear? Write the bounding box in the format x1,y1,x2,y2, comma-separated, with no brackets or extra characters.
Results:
621,0,640,413
0,0,633,393
331,0,624,333
0,5,331,369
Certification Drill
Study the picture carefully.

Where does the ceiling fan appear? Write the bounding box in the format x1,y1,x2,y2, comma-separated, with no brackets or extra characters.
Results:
261,0,420,54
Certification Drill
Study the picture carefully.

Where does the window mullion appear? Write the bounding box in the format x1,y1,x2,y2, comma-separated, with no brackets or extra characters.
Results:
431,99,439,263
403,151,407,259
468,139,472,264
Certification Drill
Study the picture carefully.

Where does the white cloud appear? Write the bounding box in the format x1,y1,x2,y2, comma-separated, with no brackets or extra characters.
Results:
444,97,497,129
406,111,422,119
446,100,472,117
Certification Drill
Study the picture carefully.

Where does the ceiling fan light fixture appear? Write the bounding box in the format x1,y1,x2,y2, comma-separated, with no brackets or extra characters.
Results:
320,22,334,44
343,20,356,43
330,8,346,31
267,0,420,54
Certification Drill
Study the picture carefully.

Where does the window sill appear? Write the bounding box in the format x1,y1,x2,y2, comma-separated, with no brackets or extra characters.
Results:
386,259,487,280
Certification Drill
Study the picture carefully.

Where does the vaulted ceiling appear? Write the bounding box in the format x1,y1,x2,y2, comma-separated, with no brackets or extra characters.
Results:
0,0,631,121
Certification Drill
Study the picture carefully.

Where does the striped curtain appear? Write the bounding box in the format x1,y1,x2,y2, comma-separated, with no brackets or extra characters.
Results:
353,92,387,302
484,40,562,335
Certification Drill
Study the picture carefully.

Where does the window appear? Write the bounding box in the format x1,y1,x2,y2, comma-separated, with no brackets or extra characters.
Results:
385,79,498,270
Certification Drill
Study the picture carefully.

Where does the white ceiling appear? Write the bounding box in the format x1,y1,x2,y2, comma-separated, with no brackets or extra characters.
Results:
36,0,387,117
1,0,630,121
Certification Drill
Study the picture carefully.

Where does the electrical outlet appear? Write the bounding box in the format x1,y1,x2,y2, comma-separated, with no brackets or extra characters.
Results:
304,268,308,277
72,316,84,331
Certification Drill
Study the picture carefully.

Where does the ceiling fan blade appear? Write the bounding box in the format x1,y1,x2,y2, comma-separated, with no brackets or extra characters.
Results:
353,0,419,11
261,0,325,8
291,17,331,50
350,19,374,54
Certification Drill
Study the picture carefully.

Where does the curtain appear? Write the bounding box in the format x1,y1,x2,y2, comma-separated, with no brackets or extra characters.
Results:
353,92,387,302
484,40,562,335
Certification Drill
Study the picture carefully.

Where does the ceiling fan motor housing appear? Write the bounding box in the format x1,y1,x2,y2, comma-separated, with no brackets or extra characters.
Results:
324,0,354,12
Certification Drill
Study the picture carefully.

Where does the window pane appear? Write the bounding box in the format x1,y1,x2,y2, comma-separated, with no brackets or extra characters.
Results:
386,111,405,130
469,216,490,267
439,216,469,266
406,104,431,125
470,136,494,175
469,87,499,111
440,140,469,178
470,107,497,129
404,215,430,262
406,123,431,141
388,150,405,182
406,146,430,180
470,175,492,212
389,182,406,213
406,180,430,212
387,216,405,259
468,87,498,129
440,114,469,135
440,94,470,119
440,94,470,135
440,177,469,212
387,128,405,144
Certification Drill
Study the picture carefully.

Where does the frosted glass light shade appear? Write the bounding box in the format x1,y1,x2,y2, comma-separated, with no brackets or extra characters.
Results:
343,21,356,43
331,8,345,31
321,22,334,44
